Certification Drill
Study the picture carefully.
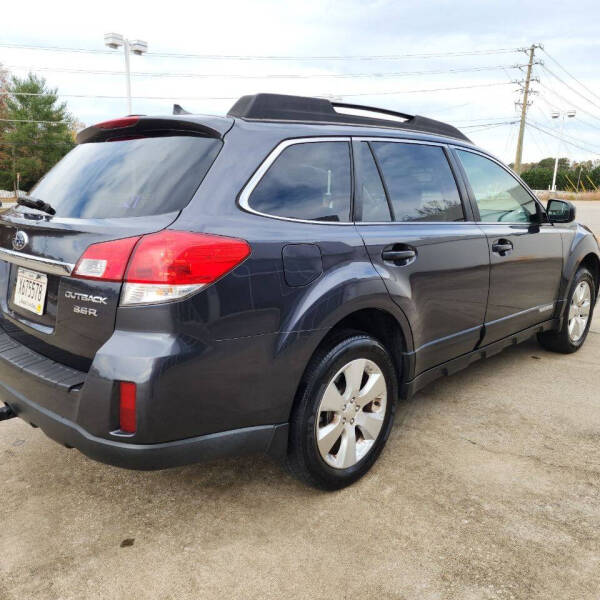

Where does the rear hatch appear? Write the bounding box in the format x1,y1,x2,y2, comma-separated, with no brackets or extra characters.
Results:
0,115,228,370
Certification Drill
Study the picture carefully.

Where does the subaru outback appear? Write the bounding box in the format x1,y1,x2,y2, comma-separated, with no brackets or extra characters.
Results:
0,93,598,490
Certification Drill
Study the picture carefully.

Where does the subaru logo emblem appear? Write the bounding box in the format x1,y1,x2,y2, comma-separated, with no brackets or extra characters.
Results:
12,231,28,252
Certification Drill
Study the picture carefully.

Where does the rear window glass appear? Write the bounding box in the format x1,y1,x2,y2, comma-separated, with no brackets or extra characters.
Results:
371,142,464,222
248,141,351,222
25,136,222,219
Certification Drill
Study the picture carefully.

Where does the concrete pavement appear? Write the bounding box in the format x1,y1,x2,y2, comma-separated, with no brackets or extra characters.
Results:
1,202,599,600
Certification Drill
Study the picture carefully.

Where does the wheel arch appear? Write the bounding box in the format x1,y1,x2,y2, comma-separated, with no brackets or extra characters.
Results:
317,308,408,382
284,306,410,422
579,252,600,301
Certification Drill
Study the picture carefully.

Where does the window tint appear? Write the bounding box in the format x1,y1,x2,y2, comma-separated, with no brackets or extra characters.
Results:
28,136,222,219
456,150,538,223
370,142,464,222
248,141,351,222
355,142,391,222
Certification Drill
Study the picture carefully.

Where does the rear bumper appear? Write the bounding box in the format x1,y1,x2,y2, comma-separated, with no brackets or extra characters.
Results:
0,332,288,469
3,386,287,469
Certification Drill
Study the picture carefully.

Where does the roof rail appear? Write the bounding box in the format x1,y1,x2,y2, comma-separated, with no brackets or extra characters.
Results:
227,93,471,142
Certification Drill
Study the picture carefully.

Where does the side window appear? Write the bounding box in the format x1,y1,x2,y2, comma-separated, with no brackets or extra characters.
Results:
355,142,391,222
456,150,538,223
370,142,464,222
248,141,351,222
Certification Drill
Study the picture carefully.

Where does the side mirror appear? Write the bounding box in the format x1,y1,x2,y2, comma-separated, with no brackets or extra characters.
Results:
547,199,576,224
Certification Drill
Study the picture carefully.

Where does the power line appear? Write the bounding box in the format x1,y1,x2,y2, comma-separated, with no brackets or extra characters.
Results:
532,103,553,128
452,115,519,123
462,122,519,134
0,115,521,130
527,125,550,157
537,92,600,133
525,120,600,156
528,117,600,151
539,64,600,113
503,121,518,157
4,63,530,80
536,92,563,112
0,41,526,61
537,81,600,126
540,48,600,105
462,120,519,129
0,81,515,102
475,123,519,132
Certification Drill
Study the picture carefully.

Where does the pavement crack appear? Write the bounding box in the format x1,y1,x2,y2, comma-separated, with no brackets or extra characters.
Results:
403,424,600,476
460,437,600,477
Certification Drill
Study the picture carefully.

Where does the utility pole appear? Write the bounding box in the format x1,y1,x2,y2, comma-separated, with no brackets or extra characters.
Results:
514,44,540,174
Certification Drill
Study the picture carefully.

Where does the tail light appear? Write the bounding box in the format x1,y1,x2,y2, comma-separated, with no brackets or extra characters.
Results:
73,231,251,306
95,116,140,129
119,381,136,433
72,236,140,281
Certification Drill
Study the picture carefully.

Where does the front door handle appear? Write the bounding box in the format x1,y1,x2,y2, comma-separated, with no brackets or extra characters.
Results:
381,249,416,264
491,240,513,255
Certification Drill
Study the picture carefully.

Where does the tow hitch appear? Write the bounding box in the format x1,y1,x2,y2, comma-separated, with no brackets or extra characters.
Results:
0,403,16,421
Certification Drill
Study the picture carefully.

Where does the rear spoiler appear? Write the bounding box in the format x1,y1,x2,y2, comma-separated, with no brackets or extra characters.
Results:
76,115,229,144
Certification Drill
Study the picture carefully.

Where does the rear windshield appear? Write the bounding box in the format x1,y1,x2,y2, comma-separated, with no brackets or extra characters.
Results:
25,135,222,219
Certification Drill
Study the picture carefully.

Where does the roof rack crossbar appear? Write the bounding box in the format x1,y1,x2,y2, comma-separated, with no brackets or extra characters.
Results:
227,93,471,142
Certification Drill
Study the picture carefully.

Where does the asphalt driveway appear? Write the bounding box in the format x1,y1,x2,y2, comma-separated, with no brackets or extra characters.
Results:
1,202,599,600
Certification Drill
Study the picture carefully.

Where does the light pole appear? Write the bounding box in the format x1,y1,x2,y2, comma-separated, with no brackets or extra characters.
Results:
104,33,148,114
551,109,576,192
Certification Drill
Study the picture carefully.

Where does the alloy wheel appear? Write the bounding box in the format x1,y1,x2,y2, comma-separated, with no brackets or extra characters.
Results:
315,358,388,469
568,280,592,342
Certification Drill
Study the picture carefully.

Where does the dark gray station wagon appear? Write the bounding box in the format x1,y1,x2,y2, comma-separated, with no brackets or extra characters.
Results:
0,94,598,489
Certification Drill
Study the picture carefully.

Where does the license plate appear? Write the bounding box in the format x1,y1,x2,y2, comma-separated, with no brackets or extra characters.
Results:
14,268,47,316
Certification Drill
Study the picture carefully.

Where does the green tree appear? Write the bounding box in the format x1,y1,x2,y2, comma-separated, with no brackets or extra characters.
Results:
521,167,554,190
0,65,8,117
558,158,571,170
0,73,75,191
590,166,600,188
535,157,570,170
0,64,10,182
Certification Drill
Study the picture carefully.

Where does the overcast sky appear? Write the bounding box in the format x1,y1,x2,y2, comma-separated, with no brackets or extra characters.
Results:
2,0,599,165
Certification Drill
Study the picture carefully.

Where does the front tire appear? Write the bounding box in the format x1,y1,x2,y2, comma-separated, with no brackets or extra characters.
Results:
286,333,397,490
538,267,596,353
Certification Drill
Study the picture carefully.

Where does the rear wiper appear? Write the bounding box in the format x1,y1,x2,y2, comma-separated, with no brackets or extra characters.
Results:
17,195,56,216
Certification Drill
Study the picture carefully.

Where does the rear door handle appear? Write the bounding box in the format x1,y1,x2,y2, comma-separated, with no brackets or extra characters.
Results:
491,240,513,255
381,249,416,263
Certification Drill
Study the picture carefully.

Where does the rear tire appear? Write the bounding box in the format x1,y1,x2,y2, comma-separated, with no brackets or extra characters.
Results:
537,267,595,353
286,333,397,490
